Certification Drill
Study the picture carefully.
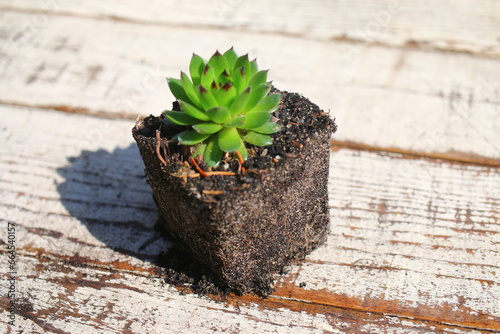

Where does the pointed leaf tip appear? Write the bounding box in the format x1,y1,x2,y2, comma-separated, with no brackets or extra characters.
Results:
249,93,281,113
164,111,200,126
252,121,281,134
200,64,216,89
243,131,273,146
180,72,203,108
178,130,211,146
189,53,206,86
229,86,252,116
208,51,230,77
203,64,211,74
223,47,238,69
192,122,223,134
178,100,210,121
237,110,270,130
221,82,233,91
168,77,191,103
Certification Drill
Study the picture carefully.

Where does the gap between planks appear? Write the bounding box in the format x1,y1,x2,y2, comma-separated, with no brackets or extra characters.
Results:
331,140,500,167
4,248,497,333
1,3,498,59
2,9,499,160
2,101,499,167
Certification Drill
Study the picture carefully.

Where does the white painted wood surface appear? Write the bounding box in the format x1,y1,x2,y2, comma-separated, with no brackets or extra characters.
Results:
3,0,499,56
1,1,499,333
0,2,499,161
1,106,499,332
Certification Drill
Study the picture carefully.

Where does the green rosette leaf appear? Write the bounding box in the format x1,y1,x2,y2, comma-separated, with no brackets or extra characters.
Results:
248,70,268,89
208,50,230,77
232,66,246,95
235,142,248,161
189,53,206,86
229,87,251,116
214,82,236,106
194,141,207,158
248,59,258,78
216,70,231,87
218,127,243,152
200,64,216,89
252,121,281,134
207,106,231,123
178,100,209,121
192,122,223,134
164,111,200,125
249,93,281,113
237,111,271,130
223,47,238,69
198,86,218,110
234,54,250,74
224,115,247,127
162,48,282,166
180,72,202,109
167,78,191,103
246,82,272,111
242,131,273,146
177,130,211,145
204,135,223,167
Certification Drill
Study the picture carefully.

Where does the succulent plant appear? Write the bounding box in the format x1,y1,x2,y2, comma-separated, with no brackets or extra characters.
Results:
163,48,281,167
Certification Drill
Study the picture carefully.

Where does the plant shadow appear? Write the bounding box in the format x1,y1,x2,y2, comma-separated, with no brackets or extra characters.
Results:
56,143,220,294
56,143,171,263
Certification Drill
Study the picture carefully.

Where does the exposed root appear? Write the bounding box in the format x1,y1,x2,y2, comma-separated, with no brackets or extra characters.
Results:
235,151,247,173
202,190,224,195
189,157,209,177
291,140,303,149
189,157,235,178
156,130,168,165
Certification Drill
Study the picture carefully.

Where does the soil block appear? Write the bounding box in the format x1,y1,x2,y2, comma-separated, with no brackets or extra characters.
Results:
132,89,337,295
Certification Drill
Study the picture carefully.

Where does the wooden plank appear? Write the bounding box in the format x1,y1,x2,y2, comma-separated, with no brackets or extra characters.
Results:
0,105,164,268
1,11,499,162
275,148,500,330
2,255,484,334
1,106,498,332
3,0,499,56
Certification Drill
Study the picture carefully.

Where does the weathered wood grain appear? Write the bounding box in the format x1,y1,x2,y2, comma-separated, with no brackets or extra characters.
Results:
0,106,163,268
277,148,500,330
2,255,487,334
0,9,499,162
1,106,498,332
3,0,499,56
